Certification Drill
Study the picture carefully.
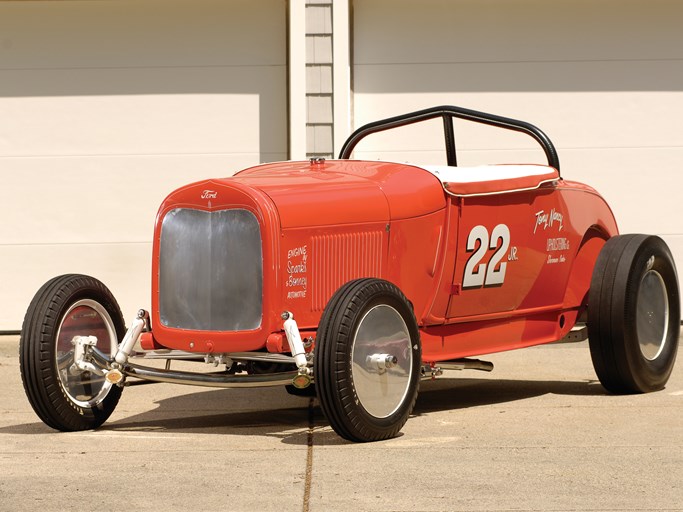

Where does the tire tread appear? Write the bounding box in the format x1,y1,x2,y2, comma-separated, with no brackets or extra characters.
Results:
315,279,421,442
20,274,125,431
588,235,679,393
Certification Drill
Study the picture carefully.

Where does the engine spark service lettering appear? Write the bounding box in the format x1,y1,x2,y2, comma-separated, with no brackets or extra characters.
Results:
286,245,308,299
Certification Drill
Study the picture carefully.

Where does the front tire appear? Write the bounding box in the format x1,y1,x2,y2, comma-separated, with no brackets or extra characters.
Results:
20,274,125,431
315,279,421,442
588,235,680,393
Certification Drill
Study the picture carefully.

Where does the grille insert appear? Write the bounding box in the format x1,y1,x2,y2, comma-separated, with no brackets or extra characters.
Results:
159,208,262,331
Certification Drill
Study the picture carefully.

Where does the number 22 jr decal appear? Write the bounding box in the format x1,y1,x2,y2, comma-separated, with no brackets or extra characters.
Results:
462,224,512,289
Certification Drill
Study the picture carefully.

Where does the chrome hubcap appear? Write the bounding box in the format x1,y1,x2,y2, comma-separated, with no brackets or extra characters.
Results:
56,300,117,407
636,267,669,361
351,305,413,419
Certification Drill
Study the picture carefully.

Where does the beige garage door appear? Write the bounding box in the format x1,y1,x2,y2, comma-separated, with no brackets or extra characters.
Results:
0,0,287,330
353,0,683,288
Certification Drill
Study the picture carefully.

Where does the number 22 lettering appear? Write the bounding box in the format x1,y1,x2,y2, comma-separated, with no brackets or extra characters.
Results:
462,224,510,288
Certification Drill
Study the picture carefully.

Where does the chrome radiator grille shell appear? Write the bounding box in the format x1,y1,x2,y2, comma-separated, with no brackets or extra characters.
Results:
158,208,263,331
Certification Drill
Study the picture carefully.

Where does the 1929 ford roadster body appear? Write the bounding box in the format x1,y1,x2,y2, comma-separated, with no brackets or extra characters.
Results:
20,106,680,442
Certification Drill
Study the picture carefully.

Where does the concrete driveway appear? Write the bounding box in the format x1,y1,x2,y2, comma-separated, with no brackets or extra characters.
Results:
1,335,681,512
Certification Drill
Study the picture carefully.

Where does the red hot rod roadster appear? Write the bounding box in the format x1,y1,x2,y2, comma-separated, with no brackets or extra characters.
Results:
20,105,680,442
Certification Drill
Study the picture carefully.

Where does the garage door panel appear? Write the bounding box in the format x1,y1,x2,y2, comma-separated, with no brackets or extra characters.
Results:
355,0,683,65
0,0,285,69
0,67,286,157
0,0,287,329
354,60,683,94
354,71,682,152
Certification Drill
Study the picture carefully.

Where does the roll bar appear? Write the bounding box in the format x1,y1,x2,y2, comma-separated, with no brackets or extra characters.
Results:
338,105,560,174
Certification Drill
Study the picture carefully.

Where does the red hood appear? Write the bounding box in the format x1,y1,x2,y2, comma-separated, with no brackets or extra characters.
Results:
228,159,446,227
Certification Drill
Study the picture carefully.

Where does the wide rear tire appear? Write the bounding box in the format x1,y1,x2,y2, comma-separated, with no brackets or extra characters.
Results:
20,274,125,431
315,279,421,442
588,235,680,393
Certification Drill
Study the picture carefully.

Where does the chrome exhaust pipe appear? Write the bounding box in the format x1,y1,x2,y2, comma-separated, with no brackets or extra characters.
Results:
421,358,494,380
439,358,494,372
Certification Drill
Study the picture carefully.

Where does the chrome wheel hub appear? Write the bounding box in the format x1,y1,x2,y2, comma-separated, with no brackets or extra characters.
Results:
636,267,669,361
56,300,118,407
351,305,413,419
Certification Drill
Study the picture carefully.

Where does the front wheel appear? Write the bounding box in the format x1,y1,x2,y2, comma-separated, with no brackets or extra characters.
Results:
588,235,680,393
315,279,421,442
20,274,125,431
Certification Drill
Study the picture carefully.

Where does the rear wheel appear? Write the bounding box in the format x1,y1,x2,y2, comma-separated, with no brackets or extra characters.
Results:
315,279,421,442
20,274,125,431
588,235,680,393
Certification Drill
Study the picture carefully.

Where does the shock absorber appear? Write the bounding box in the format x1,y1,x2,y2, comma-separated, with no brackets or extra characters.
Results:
282,311,312,388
